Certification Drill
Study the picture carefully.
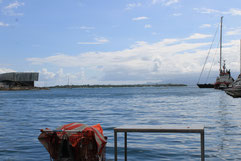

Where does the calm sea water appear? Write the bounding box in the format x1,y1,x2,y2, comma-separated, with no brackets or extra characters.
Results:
0,86,241,161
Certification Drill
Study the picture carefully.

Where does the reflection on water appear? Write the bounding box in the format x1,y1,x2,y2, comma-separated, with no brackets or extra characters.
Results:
213,92,241,160
1,86,241,160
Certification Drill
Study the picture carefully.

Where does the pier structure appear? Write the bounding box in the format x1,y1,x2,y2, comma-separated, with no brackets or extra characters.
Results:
114,125,205,161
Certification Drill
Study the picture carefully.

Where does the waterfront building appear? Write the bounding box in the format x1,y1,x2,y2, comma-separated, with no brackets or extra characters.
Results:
0,72,39,89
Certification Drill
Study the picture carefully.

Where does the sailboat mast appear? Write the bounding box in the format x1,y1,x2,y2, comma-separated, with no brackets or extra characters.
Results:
240,39,241,73
220,16,223,73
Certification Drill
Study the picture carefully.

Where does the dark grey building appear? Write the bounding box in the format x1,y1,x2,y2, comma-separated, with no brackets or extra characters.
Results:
0,72,39,88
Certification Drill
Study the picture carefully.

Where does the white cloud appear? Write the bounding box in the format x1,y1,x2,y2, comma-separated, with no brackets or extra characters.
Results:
132,16,149,21
28,54,82,67
226,28,241,36
130,41,148,48
152,32,161,36
41,68,56,79
5,1,24,9
36,68,84,86
144,24,152,28
228,8,241,16
79,26,95,30
0,21,9,27
126,2,142,10
185,33,212,40
194,8,241,16
200,24,211,28
172,13,182,16
77,37,109,45
164,0,179,6
3,1,24,16
152,0,179,6
27,36,241,85
152,0,160,4
0,68,15,74
194,8,219,14
26,26,241,85
28,34,216,84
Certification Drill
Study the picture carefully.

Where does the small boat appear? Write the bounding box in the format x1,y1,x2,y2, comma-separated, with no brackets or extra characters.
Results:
214,17,234,89
225,40,241,97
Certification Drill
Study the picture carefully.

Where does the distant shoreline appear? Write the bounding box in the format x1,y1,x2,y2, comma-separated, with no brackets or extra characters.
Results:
49,84,187,89
0,84,187,91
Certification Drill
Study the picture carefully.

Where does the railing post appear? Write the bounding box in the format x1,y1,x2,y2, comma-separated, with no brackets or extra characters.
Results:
125,132,127,161
114,130,117,161
201,130,205,161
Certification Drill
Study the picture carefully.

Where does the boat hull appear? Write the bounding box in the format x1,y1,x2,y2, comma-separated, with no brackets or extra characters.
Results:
197,84,214,88
225,88,241,98
214,81,233,89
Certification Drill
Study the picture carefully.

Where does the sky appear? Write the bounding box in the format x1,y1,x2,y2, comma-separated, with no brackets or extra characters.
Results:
1,0,241,86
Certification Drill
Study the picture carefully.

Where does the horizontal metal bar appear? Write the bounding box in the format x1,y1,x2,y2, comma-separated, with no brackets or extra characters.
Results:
114,125,204,133
114,129,203,133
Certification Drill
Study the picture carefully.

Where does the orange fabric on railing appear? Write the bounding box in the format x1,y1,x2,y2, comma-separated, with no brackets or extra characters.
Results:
39,123,107,157
91,124,103,135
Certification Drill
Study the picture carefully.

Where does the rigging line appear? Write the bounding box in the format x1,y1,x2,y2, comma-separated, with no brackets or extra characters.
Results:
205,40,220,83
197,23,220,84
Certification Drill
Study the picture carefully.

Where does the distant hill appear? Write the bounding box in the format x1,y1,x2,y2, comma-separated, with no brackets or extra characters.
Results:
49,84,187,88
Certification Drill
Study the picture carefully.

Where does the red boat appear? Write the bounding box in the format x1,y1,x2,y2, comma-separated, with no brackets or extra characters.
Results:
214,60,234,89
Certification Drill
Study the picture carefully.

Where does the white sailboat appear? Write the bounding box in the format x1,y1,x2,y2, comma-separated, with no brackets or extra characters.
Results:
197,16,234,89
213,16,234,89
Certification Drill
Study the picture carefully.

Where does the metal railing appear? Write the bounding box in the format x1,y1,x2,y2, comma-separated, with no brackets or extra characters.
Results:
114,125,205,161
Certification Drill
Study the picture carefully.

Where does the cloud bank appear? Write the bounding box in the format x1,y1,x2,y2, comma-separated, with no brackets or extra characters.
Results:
27,32,239,86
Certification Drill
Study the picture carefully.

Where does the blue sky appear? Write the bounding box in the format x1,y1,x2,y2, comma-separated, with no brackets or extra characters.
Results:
1,0,241,86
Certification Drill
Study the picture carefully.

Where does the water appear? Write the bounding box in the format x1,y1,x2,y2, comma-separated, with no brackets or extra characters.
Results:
0,86,241,160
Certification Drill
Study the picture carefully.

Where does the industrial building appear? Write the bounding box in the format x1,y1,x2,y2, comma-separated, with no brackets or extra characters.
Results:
0,72,39,89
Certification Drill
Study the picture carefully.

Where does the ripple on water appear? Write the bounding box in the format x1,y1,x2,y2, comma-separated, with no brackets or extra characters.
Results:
1,87,241,160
